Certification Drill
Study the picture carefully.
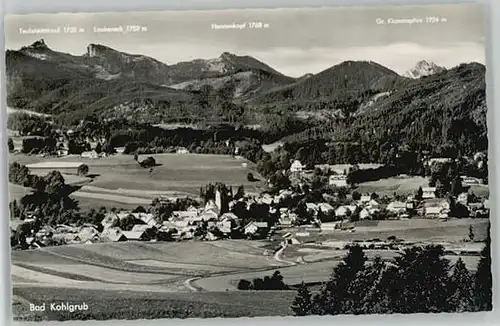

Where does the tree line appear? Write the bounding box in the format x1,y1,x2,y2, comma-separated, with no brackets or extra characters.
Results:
238,271,289,291
290,226,492,316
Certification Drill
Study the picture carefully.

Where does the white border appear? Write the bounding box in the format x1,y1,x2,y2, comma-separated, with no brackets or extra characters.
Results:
1,1,498,325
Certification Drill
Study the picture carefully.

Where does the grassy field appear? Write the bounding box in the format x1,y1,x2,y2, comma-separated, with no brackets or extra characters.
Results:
11,241,285,287
9,152,265,211
298,218,489,243
11,240,295,321
355,175,489,197
13,287,295,321
11,229,487,320
41,241,281,270
355,176,428,196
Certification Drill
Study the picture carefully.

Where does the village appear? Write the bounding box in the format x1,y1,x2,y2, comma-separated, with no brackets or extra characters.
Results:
15,150,490,255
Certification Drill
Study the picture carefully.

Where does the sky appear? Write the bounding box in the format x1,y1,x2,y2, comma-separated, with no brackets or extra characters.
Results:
4,3,485,77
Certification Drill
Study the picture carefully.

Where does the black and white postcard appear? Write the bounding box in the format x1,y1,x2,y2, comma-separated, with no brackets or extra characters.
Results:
4,2,492,321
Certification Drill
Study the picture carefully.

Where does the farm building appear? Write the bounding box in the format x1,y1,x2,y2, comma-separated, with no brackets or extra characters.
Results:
474,152,486,161
329,174,348,187
131,224,157,233
366,199,380,208
57,149,69,156
133,213,159,227
406,201,415,209
290,160,304,173
320,222,342,231
424,206,449,219
457,193,469,205
462,176,482,185
172,210,199,220
469,203,483,211
335,205,357,218
317,202,334,214
204,199,220,216
205,231,219,241
281,233,301,245
279,216,293,227
200,210,218,222
359,195,371,204
101,227,127,242
244,221,269,238
427,158,452,166
360,208,380,220
75,226,100,243
422,187,437,199
260,194,274,205
216,221,232,234
306,202,318,212
387,201,407,214
220,212,238,222
122,230,151,241
81,150,99,159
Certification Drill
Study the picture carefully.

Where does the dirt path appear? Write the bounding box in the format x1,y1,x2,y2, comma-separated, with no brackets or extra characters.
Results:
274,244,297,266
184,277,203,292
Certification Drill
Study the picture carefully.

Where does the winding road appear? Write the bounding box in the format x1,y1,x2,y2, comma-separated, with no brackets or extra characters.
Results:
183,243,300,292
273,244,297,266
184,277,203,292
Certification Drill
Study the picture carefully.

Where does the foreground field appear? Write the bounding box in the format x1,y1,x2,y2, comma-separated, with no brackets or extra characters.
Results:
11,240,295,320
13,287,295,321
9,152,265,210
11,226,487,320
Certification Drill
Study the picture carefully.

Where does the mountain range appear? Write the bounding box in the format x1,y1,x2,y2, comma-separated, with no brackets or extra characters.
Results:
5,39,487,148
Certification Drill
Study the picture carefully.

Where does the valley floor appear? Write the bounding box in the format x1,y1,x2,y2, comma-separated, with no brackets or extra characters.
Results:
11,218,488,321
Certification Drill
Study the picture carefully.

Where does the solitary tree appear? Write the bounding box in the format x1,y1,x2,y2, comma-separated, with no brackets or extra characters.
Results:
474,223,492,311
94,142,102,154
468,225,475,242
237,279,252,290
77,164,89,176
448,258,474,312
352,191,361,201
140,156,156,168
318,245,367,315
415,186,423,201
391,245,451,313
8,137,14,152
235,185,245,200
291,282,314,316
451,176,464,196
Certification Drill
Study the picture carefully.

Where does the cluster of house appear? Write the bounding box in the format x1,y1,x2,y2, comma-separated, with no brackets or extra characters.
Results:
18,193,275,247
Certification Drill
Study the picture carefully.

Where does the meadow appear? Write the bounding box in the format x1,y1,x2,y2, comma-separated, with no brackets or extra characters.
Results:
355,175,489,197
11,240,296,320
355,176,429,196
298,218,489,243
8,152,265,210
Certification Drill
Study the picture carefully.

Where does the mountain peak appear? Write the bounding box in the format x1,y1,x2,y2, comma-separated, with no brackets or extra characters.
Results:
219,52,238,60
29,39,49,49
404,60,445,79
86,43,117,57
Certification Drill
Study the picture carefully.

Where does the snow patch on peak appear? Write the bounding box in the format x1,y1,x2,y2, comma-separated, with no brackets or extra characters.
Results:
404,60,446,79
